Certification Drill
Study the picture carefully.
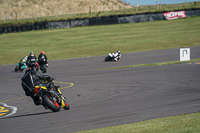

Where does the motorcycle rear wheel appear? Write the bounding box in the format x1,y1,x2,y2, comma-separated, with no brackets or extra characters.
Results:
42,94,60,112
32,66,36,72
41,65,47,73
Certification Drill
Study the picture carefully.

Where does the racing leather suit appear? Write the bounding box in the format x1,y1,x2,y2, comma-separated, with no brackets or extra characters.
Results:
27,54,38,67
21,70,51,105
19,57,27,69
111,52,121,61
38,53,48,66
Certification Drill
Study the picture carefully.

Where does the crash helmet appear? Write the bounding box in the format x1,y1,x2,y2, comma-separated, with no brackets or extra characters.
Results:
30,52,34,55
40,51,45,54
24,56,28,60
117,51,121,54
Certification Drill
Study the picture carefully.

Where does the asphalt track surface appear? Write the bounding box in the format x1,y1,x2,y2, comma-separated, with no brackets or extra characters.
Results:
0,47,200,133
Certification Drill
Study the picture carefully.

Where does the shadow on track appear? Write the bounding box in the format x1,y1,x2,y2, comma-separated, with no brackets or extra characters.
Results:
5,111,52,119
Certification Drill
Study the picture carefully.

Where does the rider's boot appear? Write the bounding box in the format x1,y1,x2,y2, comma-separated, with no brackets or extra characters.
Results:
42,103,48,109
35,100,43,105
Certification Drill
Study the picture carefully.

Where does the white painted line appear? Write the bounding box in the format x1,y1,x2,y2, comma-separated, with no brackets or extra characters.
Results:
0,103,17,119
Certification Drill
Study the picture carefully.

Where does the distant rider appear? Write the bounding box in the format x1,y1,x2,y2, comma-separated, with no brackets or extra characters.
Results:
38,51,48,67
27,52,38,68
110,50,121,61
19,56,28,69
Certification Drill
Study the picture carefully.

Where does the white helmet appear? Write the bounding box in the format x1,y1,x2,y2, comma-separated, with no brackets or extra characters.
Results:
117,51,120,54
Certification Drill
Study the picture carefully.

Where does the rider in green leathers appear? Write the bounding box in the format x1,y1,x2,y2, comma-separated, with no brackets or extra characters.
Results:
19,56,28,69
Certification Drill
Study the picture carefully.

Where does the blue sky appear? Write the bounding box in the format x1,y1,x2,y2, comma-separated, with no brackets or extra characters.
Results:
121,0,198,6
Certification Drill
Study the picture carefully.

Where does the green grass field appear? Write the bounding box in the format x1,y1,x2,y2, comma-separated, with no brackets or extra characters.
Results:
0,16,200,65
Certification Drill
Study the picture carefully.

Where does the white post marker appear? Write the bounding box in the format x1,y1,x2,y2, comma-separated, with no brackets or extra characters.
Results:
180,48,190,61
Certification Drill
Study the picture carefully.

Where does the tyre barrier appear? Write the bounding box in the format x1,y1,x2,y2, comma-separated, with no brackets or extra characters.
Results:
0,27,3,34
0,22,50,34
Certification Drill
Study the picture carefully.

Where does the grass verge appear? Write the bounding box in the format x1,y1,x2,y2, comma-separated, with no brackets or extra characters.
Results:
73,112,200,133
93,59,200,70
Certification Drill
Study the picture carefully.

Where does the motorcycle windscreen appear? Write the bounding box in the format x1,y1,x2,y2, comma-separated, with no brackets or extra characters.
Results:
21,72,34,96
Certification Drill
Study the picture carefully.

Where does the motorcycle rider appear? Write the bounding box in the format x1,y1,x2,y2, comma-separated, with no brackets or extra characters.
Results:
38,51,48,67
19,56,28,69
110,50,121,61
21,69,54,107
27,52,38,69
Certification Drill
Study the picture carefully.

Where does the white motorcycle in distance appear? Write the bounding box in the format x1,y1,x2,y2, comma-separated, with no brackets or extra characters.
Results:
105,51,121,62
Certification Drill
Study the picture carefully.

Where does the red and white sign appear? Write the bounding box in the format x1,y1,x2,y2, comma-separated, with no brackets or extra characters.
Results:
163,11,186,20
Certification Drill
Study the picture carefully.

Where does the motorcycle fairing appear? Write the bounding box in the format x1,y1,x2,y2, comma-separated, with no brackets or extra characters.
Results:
21,71,34,96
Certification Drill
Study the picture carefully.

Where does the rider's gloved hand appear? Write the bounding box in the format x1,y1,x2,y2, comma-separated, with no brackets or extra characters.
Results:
50,77,54,81
45,76,53,81
34,86,41,94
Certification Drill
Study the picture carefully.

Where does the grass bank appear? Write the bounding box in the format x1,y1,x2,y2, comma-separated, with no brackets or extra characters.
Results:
0,16,200,65
0,1,200,24
73,112,200,133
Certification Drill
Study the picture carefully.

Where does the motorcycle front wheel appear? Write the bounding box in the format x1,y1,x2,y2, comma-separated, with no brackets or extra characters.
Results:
105,56,110,62
15,65,19,72
42,94,60,112
62,99,70,110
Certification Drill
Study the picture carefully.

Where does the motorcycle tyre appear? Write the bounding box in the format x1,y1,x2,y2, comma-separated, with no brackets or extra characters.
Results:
20,68,24,72
105,56,110,62
42,94,60,112
32,66,36,72
41,65,47,73
15,66,19,72
63,100,70,110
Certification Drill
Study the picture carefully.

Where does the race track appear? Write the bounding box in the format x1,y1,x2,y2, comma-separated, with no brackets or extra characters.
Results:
0,47,200,133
